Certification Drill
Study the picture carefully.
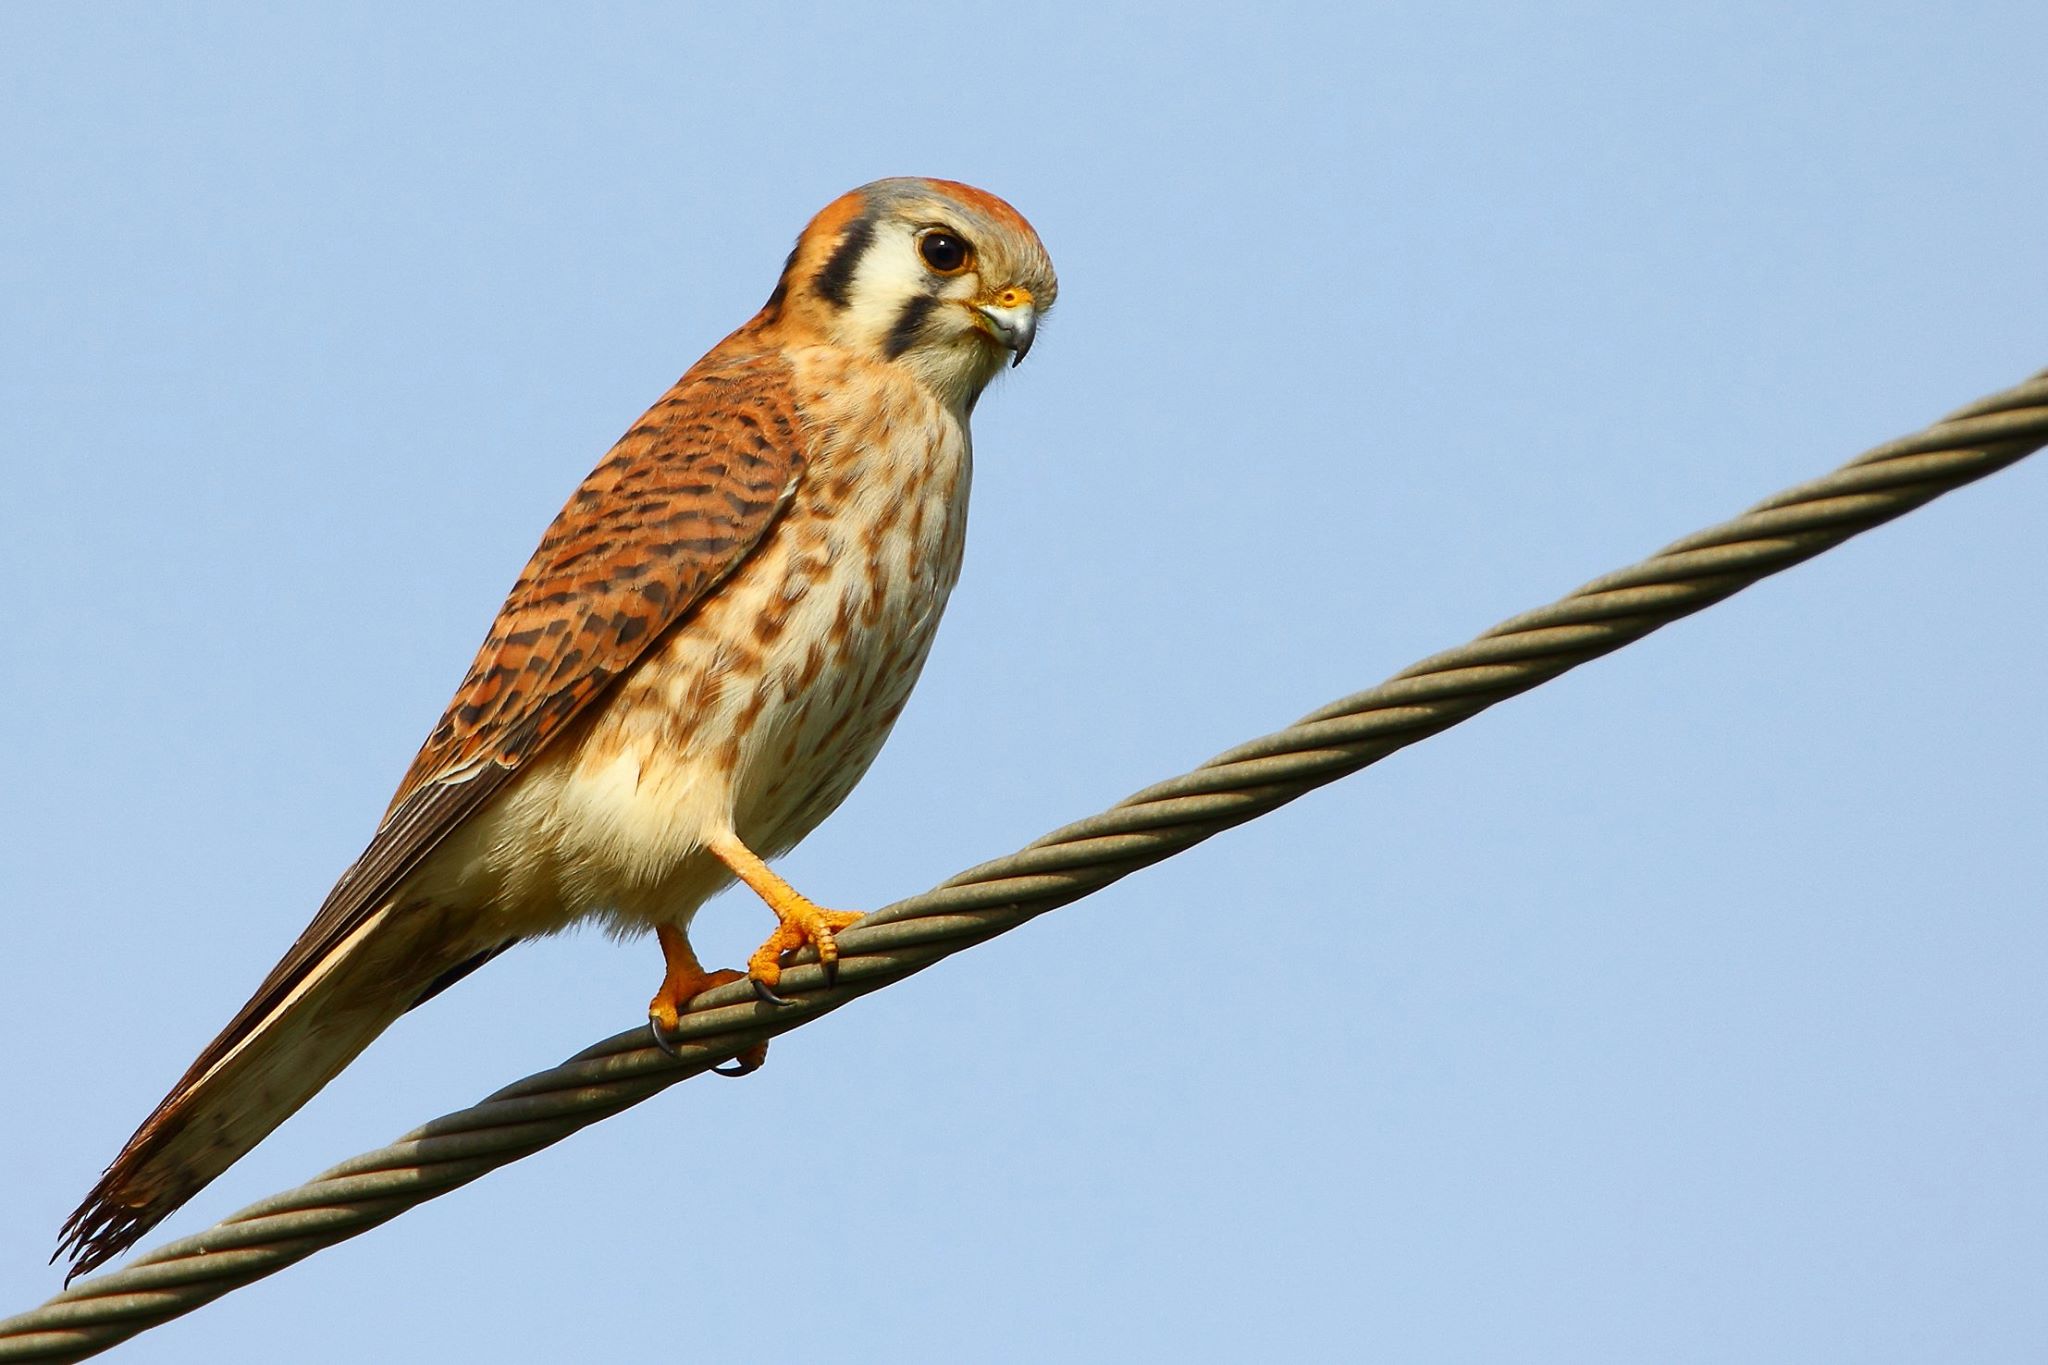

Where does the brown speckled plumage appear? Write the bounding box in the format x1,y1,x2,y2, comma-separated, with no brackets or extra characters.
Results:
60,177,1056,1279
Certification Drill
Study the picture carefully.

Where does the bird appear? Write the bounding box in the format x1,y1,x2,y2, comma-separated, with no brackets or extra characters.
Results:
57,177,1057,1281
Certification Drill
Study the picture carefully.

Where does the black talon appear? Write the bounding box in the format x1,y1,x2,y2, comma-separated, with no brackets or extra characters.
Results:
648,1019,682,1060
820,955,840,988
751,976,792,1007
712,1055,760,1077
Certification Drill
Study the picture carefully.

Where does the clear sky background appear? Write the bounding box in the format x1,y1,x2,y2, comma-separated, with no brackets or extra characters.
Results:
4,5,2045,1362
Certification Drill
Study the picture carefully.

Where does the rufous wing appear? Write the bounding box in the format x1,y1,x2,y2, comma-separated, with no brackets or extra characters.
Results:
59,332,813,1279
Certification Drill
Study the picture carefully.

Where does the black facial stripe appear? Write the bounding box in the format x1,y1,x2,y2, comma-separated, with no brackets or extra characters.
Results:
883,292,940,359
761,244,800,318
812,216,876,309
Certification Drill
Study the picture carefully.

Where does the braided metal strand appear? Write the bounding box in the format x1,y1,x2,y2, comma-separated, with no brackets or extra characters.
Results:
4,369,2044,1362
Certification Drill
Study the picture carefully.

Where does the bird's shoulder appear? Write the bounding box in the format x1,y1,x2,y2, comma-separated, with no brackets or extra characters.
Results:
385,330,816,813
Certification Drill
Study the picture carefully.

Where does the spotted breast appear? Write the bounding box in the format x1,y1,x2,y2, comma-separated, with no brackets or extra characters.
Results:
467,345,973,937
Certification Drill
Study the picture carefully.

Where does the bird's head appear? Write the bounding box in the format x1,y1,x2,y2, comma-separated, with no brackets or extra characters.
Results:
760,178,1057,411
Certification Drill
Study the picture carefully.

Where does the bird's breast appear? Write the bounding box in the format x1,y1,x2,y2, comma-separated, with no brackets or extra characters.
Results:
525,353,974,926
717,360,975,852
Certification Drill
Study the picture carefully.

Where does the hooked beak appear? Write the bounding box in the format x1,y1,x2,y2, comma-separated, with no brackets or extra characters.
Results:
975,291,1039,367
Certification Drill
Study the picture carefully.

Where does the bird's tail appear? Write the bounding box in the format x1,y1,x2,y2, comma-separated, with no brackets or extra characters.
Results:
56,902,500,1282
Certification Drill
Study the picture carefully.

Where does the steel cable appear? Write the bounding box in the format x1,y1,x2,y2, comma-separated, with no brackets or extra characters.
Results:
4,368,2044,1361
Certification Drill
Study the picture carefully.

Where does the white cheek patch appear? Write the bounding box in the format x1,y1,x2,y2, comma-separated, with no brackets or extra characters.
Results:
832,220,996,410
841,222,936,346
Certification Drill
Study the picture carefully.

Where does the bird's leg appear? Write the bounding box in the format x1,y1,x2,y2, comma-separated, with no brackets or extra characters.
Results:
647,923,763,1074
707,832,864,1004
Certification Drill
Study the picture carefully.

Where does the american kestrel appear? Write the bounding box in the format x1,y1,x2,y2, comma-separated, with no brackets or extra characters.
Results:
58,178,1056,1279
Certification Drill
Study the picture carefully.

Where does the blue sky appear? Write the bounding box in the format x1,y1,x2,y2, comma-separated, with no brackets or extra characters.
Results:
4,4,2045,1361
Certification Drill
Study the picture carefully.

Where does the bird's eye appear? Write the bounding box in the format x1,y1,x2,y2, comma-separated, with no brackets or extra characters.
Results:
918,230,972,274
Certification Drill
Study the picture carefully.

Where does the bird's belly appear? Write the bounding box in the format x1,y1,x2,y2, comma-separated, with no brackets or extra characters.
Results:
727,560,949,859
468,407,971,935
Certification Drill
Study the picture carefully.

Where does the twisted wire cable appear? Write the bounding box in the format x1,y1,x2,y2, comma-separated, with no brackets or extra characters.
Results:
5,368,2044,1362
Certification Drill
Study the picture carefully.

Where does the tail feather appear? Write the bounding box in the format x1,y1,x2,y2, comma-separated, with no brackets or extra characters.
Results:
57,903,481,1281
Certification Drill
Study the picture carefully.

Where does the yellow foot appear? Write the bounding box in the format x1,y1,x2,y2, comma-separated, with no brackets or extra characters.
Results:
705,831,865,1005
745,899,865,1003
648,923,765,1075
